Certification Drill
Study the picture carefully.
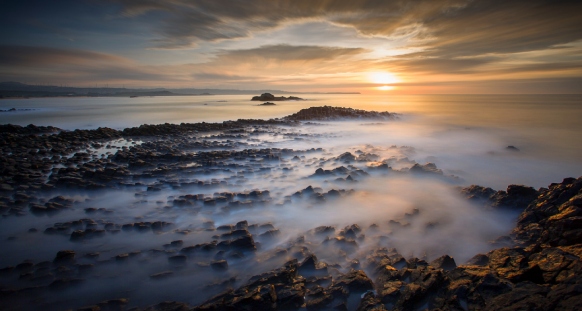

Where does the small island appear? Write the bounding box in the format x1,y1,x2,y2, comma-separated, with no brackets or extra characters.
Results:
258,102,276,106
251,93,303,101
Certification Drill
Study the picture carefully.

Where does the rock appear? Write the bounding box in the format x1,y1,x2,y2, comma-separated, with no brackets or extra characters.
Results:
150,271,174,280
331,270,374,293
210,260,228,271
461,183,539,210
54,250,75,264
298,254,328,277
466,253,489,266
251,93,303,101
230,235,257,251
357,291,387,311
430,255,457,272
259,229,281,241
284,106,396,121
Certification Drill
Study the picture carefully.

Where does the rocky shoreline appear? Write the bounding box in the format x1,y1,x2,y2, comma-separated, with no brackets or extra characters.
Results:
0,107,580,311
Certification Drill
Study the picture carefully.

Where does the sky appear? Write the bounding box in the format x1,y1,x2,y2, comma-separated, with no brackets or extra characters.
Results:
1,0,581,94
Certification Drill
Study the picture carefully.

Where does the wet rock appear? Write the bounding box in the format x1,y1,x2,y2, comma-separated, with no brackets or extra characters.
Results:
259,229,281,241
357,291,387,311
54,250,75,265
461,183,539,210
311,226,336,235
331,270,374,294
430,255,457,272
298,254,328,277
466,253,489,266
210,260,228,271
230,235,257,252
150,271,174,280
339,224,362,239
236,220,249,230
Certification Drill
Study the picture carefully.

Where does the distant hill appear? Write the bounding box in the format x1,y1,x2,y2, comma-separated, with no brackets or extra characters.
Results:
114,90,184,97
0,90,79,97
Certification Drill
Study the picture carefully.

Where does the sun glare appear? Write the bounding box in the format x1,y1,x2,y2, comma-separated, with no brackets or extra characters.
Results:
370,72,399,84
378,86,394,90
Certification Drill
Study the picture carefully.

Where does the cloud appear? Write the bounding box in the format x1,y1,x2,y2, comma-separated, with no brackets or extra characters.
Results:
387,57,495,74
213,44,367,62
109,0,582,57
0,45,128,67
192,72,254,81
0,45,174,83
184,44,370,77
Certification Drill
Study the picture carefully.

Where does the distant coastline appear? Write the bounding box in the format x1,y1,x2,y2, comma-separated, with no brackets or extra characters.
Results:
0,81,361,99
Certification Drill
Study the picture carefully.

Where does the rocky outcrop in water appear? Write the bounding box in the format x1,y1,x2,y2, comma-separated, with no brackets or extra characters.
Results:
284,106,397,121
251,93,303,101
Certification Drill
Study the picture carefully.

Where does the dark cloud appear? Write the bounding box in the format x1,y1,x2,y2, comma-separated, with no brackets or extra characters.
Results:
0,45,127,67
110,0,582,56
0,45,173,83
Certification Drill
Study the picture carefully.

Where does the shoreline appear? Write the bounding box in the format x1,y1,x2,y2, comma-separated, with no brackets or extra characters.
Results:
0,106,580,310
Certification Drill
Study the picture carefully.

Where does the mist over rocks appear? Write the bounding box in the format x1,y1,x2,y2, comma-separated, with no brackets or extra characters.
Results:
0,106,580,310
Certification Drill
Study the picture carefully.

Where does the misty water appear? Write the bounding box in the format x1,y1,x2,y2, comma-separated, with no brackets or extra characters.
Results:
2,94,581,189
1,94,581,310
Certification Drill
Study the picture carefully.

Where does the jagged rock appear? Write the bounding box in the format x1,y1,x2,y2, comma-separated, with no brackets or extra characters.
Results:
461,183,540,210
430,255,457,272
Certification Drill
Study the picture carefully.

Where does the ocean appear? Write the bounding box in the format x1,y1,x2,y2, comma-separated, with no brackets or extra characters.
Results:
1,94,582,309
1,94,581,189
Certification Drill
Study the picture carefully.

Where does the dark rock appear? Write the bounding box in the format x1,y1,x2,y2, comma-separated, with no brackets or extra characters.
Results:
430,255,457,272
284,106,396,121
252,93,303,101
210,260,228,271
54,250,75,264
230,235,257,252
150,271,174,280
331,270,374,293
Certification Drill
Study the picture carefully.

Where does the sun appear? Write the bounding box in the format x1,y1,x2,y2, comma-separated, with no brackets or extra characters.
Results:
370,72,399,84
377,86,394,90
